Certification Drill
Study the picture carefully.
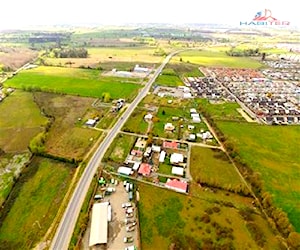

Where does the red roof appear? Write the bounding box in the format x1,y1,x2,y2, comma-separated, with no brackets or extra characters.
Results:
163,141,179,149
138,163,151,176
165,179,188,193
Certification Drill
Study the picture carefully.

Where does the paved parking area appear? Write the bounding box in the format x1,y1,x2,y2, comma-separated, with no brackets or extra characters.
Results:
81,179,139,250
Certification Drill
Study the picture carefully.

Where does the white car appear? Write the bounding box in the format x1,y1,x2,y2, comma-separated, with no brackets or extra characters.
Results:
122,202,132,208
126,207,134,214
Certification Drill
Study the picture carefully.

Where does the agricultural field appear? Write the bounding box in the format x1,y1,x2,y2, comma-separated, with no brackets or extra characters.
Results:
0,90,48,152
0,47,37,72
122,107,149,134
103,133,137,164
0,157,75,250
33,92,102,161
217,121,300,232
190,147,246,190
172,49,265,69
138,183,281,250
4,66,142,101
43,46,162,69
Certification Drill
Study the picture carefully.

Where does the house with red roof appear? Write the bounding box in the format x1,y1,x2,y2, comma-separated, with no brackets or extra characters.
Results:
163,141,179,149
165,179,188,193
138,163,152,176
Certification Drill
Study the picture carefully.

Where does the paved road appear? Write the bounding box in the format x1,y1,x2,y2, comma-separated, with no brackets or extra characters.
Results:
50,50,182,250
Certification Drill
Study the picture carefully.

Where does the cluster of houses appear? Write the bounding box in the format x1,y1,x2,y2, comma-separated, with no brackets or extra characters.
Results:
117,137,189,193
183,76,225,100
199,62,300,125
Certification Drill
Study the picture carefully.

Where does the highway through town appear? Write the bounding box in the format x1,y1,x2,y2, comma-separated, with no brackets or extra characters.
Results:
50,50,182,250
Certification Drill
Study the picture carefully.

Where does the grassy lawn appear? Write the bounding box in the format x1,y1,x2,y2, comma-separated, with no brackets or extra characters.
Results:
190,147,246,190
154,74,183,87
103,133,137,163
0,157,75,250
167,62,205,77
217,122,300,232
33,92,101,161
0,90,48,152
138,183,281,249
122,108,149,134
172,50,264,69
196,99,245,122
4,66,142,101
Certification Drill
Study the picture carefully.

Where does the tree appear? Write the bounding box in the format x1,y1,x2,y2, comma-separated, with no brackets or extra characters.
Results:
102,92,111,103
288,232,300,249
162,110,166,115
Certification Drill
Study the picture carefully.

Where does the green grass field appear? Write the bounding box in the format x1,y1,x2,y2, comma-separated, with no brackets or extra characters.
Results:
154,74,183,87
172,49,264,69
0,91,48,152
0,157,75,249
122,108,149,134
217,122,300,232
4,66,142,101
196,99,245,122
138,183,281,249
103,133,136,163
190,147,246,189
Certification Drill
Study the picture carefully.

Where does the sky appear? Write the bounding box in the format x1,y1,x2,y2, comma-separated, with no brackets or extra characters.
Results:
0,0,299,29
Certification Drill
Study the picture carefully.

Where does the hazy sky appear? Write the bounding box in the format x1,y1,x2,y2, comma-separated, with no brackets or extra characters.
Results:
0,0,299,29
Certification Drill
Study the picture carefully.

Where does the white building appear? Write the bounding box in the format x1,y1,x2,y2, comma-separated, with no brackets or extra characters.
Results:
159,151,166,163
171,166,184,176
89,202,109,247
170,153,184,164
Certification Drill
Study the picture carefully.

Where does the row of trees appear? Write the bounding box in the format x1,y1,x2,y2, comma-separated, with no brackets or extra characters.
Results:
50,47,88,58
226,48,260,57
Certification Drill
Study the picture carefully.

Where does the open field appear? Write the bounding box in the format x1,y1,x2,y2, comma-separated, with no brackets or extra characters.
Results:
217,122,300,232
0,157,75,250
190,147,246,190
172,49,264,69
196,99,245,122
43,46,162,68
4,66,142,101
138,182,281,249
103,133,137,163
122,108,149,134
0,91,48,152
154,74,183,87
33,92,102,161
0,47,37,71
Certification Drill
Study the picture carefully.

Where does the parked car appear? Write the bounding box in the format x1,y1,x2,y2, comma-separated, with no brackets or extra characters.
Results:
126,225,135,232
124,219,136,225
124,236,134,243
126,212,134,218
122,202,132,208
126,207,134,214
